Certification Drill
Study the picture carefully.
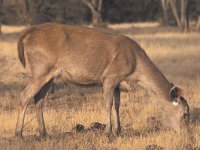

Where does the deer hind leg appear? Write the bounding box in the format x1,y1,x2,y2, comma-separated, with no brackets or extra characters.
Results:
113,87,121,136
15,69,60,138
34,79,54,138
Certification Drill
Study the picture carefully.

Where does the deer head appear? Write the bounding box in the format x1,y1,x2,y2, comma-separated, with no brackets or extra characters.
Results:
164,85,190,133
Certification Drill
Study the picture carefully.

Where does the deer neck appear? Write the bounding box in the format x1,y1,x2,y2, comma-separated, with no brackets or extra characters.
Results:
136,50,173,100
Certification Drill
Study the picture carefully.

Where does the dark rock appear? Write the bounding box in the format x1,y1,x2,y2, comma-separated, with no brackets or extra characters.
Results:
72,124,85,132
89,122,106,131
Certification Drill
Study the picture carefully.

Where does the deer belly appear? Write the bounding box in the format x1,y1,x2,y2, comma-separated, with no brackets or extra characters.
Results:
60,68,101,85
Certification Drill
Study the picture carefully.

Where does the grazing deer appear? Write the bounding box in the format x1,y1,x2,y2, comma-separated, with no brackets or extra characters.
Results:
16,23,190,139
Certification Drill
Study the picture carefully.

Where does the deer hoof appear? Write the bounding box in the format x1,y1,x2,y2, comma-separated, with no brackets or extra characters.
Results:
113,127,121,137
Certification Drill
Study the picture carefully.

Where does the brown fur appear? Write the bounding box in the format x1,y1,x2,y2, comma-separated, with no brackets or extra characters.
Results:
16,23,190,140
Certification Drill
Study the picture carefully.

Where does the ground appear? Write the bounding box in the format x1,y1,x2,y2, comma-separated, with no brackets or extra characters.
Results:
0,23,200,150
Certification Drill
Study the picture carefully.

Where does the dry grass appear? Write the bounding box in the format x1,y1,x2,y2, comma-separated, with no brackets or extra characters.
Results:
0,23,200,150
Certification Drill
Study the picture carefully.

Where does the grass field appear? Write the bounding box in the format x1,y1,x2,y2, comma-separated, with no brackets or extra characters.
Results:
0,23,200,150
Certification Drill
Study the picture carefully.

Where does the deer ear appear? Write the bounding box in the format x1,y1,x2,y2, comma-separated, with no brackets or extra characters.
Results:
169,87,182,99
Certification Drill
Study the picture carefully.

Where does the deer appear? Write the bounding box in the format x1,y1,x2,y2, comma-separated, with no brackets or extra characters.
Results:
15,23,191,142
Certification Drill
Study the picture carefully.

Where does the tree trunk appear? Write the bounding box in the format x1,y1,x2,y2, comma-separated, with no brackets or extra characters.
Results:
196,16,200,32
91,9,102,24
180,0,189,32
23,0,30,22
82,0,103,25
0,0,3,34
161,0,169,25
23,0,29,16
169,0,181,27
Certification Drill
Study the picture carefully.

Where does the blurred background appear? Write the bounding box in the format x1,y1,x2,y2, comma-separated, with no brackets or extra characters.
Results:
0,0,200,32
0,1,200,149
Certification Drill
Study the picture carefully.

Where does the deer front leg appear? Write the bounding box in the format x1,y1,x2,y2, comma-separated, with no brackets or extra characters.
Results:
104,93,113,136
103,79,118,136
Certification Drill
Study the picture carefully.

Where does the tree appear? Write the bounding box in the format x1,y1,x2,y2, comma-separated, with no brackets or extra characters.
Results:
166,0,189,32
180,0,189,32
22,0,30,23
82,0,103,25
22,0,44,23
169,0,181,27
34,0,44,14
196,16,200,32
0,0,3,34
161,0,170,25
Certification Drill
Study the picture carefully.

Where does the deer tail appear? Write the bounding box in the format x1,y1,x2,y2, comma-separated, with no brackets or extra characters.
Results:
17,27,36,68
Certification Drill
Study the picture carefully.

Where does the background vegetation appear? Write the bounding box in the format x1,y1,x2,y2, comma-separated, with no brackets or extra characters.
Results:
0,0,199,25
